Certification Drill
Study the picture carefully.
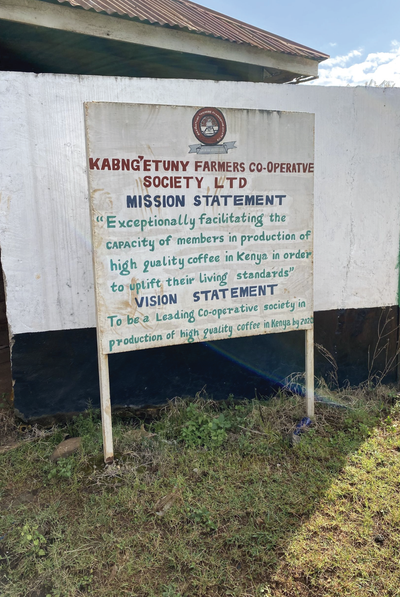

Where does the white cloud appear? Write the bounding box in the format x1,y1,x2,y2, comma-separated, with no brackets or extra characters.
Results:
324,49,363,67
309,41,400,87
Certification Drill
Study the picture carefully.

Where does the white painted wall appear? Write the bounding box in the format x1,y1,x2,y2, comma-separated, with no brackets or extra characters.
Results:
1,72,399,335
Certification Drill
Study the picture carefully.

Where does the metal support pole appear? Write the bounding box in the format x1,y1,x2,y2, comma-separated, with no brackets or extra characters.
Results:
305,327,314,417
97,351,114,463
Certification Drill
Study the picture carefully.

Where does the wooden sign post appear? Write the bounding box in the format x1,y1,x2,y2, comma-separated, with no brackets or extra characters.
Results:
85,103,315,463
306,328,315,418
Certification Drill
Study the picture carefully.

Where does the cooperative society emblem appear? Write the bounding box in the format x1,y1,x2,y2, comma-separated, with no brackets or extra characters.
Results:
189,107,236,155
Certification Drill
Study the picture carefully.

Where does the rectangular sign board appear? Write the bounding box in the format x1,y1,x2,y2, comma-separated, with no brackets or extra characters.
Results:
85,103,314,356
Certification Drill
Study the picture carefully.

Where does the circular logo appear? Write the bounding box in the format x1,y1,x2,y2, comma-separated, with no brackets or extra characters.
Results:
192,107,227,145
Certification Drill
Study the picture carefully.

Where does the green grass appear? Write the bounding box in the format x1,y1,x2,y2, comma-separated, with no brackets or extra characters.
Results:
0,386,400,596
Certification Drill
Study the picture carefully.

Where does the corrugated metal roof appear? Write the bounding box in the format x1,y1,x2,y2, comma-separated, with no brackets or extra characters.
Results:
55,0,329,61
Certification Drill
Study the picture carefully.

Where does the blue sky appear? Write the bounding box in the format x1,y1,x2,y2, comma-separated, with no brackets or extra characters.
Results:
194,0,400,86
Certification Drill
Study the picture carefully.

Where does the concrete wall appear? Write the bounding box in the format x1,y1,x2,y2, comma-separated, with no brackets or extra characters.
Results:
1,72,399,338
1,72,399,417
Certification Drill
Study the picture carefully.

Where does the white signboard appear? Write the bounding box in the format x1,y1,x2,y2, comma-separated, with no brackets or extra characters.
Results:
85,103,314,356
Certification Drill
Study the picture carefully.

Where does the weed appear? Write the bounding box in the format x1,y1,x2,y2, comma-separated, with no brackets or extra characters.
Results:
0,387,399,597
368,308,400,385
46,456,76,481
179,403,210,447
316,343,339,388
78,571,93,592
179,403,231,448
208,412,232,446
67,408,103,455
19,524,46,557
162,584,182,597
187,506,217,531
258,584,273,596
0,407,17,446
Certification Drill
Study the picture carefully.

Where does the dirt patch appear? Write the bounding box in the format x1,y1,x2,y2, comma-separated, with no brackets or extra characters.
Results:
0,408,18,447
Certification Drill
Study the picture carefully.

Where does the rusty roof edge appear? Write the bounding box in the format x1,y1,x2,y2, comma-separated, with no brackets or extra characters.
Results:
175,0,330,60
50,0,329,62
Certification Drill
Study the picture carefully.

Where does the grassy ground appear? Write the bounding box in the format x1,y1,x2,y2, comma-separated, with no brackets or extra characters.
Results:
1,384,400,597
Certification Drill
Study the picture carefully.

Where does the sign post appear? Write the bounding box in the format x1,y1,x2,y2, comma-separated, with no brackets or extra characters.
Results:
85,103,315,463
305,328,315,417
97,351,114,463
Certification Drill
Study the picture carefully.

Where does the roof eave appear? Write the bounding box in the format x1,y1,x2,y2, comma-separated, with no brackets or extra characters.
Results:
1,0,323,79
53,0,329,62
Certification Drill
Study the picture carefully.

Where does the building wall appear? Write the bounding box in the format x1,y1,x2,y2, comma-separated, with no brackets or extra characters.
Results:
0,250,12,402
1,73,399,417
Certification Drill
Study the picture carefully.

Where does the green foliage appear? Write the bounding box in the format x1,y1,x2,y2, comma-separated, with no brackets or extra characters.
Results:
179,403,231,447
162,584,183,597
68,408,99,437
258,584,274,596
67,408,102,454
19,524,46,557
1,388,399,597
47,456,75,480
208,413,232,446
78,571,93,592
187,505,217,531
179,403,210,446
